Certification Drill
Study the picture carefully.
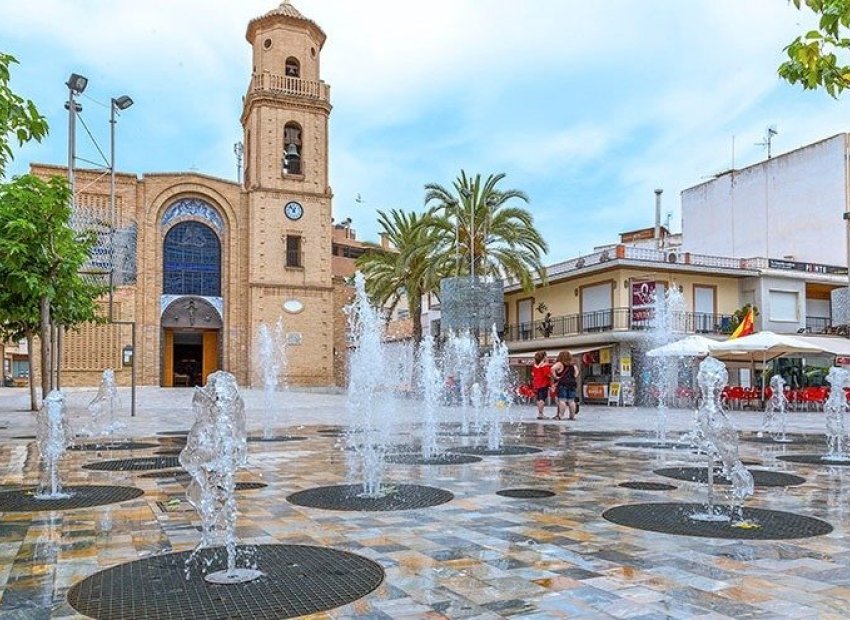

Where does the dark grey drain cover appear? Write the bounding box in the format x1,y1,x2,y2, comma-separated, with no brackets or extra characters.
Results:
385,453,482,465
83,456,181,471
777,454,850,466
654,467,805,487
138,469,189,479
66,544,384,620
602,503,832,540
496,488,555,498
248,436,308,442
154,448,183,456
616,441,692,450
743,436,819,445
448,445,542,456
69,442,158,451
619,481,678,491
157,431,189,436
236,482,268,491
0,486,143,512
287,483,453,511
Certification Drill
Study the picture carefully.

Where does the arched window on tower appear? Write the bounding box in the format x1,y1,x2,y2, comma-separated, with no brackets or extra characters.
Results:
285,57,300,77
283,122,302,175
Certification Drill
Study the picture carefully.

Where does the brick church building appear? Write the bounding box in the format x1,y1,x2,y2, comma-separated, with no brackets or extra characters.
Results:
32,1,362,388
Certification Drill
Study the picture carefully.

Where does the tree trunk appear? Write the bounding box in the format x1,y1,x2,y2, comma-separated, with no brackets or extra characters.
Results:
25,330,37,411
55,325,62,390
39,295,52,397
410,294,423,344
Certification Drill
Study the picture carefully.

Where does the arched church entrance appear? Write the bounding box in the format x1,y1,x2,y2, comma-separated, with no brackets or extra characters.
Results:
160,218,223,387
161,296,222,387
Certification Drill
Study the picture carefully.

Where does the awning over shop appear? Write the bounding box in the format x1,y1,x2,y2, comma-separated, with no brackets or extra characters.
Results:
793,335,850,357
508,344,613,366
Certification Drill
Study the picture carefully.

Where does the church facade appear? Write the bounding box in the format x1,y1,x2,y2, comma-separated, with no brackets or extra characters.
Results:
33,2,351,388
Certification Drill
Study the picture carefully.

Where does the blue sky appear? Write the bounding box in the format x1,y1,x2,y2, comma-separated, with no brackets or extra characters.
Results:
2,0,849,264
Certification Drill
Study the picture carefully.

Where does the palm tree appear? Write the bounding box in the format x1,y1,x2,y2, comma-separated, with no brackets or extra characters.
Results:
424,171,548,291
355,208,444,342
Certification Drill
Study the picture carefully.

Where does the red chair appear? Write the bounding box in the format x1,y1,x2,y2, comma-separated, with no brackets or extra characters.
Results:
727,386,746,410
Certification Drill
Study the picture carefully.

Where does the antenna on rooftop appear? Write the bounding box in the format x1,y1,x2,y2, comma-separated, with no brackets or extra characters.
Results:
756,126,779,159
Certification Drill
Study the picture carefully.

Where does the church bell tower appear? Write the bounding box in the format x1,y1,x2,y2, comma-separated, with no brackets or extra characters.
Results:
242,1,334,386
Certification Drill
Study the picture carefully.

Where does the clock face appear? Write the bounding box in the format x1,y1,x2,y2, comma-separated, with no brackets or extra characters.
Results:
284,201,304,221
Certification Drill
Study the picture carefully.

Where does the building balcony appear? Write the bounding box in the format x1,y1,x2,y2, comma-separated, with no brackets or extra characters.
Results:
504,308,734,343
247,73,331,102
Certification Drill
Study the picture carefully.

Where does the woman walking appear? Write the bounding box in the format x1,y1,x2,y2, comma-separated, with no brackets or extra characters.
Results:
531,351,552,420
552,351,579,420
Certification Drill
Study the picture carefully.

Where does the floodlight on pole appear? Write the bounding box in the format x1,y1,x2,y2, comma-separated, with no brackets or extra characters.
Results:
66,73,88,94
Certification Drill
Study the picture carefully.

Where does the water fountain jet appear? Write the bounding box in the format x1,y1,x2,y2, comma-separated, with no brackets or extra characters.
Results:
180,371,263,584
34,390,73,500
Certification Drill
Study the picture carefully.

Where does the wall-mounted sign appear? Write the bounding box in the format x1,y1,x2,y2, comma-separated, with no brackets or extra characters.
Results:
620,355,632,376
282,299,304,314
631,281,656,323
768,258,847,276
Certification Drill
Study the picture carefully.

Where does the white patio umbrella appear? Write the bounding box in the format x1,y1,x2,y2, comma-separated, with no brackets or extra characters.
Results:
646,335,719,358
710,332,825,401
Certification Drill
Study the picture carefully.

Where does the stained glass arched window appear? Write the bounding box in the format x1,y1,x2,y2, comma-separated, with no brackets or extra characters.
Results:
163,222,221,297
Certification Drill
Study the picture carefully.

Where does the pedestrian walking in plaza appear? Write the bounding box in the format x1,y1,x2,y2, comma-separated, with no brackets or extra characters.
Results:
552,351,579,420
531,351,552,419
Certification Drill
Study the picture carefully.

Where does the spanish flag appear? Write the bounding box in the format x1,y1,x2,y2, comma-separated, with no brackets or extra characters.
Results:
729,307,755,340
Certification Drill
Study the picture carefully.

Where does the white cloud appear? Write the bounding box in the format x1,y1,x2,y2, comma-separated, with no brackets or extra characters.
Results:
2,0,848,264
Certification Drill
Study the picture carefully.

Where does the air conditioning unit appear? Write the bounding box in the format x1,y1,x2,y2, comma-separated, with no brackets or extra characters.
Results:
666,251,679,263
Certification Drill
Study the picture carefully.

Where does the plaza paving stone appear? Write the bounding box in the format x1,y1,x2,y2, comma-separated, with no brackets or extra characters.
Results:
0,386,848,618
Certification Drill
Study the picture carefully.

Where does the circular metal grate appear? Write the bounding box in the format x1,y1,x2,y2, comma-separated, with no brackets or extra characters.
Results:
384,453,482,465
287,483,453,512
602,502,832,540
619,481,678,491
154,448,184,456
157,431,189,436
247,436,308,442
742,436,819,445
616,441,693,450
83,456,181,471
69,442,158,451
11,435,36,440
448,445,543,456
777,454,850,466
66,544,384,620
496,488,555,498
234,481,268,491
0,485,143,512
654,467,805,487
138,469,188,479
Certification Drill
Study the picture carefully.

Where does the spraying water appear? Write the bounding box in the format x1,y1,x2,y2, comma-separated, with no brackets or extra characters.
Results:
760,374,791,442
485,325,510,450
418,335,442,459
255,318,287,439
83,369,124,438
345,272,394,497
823,366,850,462
644,286,686,442
692,357,753,523
180,371,263,584
445,331,478,432
34,390,72,499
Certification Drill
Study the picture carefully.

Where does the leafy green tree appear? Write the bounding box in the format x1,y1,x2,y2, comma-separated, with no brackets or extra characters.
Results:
355,209,443,343
0,293,39,410
0,174,104,400
424,171,548,292
0,53,48,178
779,0,850,96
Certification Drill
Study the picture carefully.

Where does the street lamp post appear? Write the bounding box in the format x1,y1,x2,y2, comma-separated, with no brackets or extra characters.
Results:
109,95,134,320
